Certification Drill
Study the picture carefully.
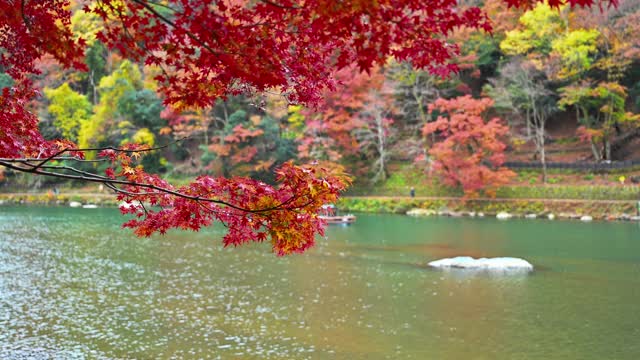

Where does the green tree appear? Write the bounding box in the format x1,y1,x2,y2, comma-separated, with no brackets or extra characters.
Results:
117,89,165,131
77,60,143,151
551,28,600,79
501,3,600,80
501,3,565,58
560,81,640,160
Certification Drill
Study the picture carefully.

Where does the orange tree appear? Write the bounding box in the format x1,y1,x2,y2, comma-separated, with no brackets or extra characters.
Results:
423,96,516,197
0,0,613,254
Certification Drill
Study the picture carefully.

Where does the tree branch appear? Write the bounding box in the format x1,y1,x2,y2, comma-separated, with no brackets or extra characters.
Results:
0,159,322,215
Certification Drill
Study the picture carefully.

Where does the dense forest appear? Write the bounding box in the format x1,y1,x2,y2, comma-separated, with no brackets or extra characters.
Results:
2,0,640,198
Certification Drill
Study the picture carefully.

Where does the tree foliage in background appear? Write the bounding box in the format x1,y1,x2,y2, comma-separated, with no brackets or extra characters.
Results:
423,96,516,197
44,83,92,142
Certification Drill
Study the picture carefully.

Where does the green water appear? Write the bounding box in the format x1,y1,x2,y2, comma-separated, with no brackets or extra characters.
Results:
1,206,639,359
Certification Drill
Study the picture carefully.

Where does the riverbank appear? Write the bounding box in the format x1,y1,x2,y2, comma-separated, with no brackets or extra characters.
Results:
1,191,638,222
338,196,640,222
0,192,120,207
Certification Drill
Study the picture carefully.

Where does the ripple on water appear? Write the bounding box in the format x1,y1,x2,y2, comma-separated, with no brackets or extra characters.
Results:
3,209,640,359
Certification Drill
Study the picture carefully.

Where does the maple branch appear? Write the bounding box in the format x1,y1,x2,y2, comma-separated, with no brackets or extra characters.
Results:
0,160,322,215
68,135,190,153
137,0,178,13
259,0,302,10
30,148,71,172
131,0,227,56
0,157,107,163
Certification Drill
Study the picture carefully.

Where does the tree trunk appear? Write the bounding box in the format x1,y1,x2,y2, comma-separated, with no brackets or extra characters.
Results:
604,139,611,161
375,111,387,183
590,140,602,162
90,70,98,105
536,126,547,183
526,108,531,138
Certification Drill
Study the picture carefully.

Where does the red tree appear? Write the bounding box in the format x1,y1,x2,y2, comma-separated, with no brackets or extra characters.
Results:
298,66,373,163
423,96,516,197
0,0,612,254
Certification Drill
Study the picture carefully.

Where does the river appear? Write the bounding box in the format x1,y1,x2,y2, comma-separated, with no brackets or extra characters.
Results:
1,206,639,359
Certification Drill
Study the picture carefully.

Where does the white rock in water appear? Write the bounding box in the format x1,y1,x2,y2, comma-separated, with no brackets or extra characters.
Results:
120,201,142,210
69,201,82,208
524,214,537,219
547,213,556,220
82,204,98,209
478,212,485,217
406,208,436,217
496,212,512,220
428,256,533,271
580,215,593,222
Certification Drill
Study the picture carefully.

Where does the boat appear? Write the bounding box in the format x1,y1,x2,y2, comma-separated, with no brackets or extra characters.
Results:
318,204,356,224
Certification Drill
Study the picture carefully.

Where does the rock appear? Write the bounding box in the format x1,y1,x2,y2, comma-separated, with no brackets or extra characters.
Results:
468,212,476,217
69,201,82,208
524,214,537,219
496,212,512,220
547,213,556,220
477,212,485,217
82,204,98,209
630,216,640,221
428,256,533,272
580,215,593,222
406,208,436,217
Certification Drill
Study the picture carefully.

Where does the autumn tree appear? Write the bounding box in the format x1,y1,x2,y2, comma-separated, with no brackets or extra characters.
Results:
0,0,615,254
560,82,640,160
423,96,516,197
297,66,369,166
484,58,556,181
389,54,480,169
44,83,92,142
352,69,398,184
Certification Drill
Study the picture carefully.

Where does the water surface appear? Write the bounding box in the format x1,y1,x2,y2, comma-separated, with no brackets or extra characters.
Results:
1,206,639,359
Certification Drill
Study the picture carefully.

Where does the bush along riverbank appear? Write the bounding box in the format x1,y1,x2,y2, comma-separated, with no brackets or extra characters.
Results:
337,197,640,222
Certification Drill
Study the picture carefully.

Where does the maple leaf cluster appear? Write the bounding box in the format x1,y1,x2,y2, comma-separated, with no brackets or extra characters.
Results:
0,0,85,158
91,0,495,107
102,145,349,255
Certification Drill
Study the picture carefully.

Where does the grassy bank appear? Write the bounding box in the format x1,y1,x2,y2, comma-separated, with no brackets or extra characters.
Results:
347,167,640,201
337,197,639,221
0,193,120,207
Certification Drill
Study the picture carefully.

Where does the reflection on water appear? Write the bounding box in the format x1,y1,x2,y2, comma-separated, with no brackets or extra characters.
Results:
1,207,639,359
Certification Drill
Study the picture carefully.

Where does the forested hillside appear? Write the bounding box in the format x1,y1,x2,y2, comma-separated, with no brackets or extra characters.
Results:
2,0,639,197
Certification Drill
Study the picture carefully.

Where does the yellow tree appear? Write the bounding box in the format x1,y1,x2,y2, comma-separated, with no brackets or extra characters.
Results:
44,83,92,141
